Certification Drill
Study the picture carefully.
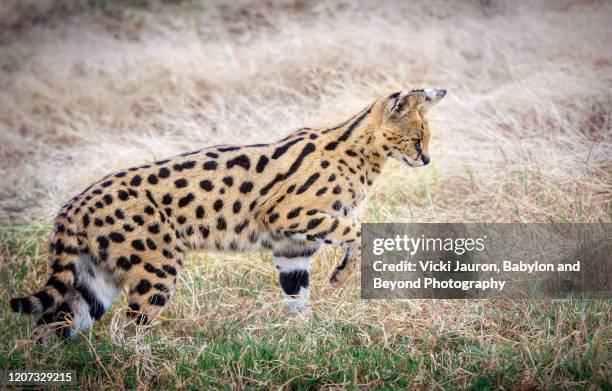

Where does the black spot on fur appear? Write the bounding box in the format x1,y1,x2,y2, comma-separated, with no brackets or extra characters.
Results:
196,205,205,219
158,167,170,178
130,254,142,265
234,219,249,234
279,270,309,295
132,240,146,251
222,176,233,187
273,138,303,159
144,263,166,278
162,194,173,205
117,256,132,270
146,238,157,250
226,154,250,171
162,265,177,276
47,276,68,295
274,247,318,258
200,180,214,191
178,193,195,208
135,279,152,295
287,207,302,219
10,297,32,313
261,240,273,249
199,225,210,238
109,232,125,243
154,283,169,292
256,155,269,173
203,161,218,170
174,178,188,188
34,291,55,310
52,239,65,255
149,294,166,306
217,217,227,230
97,235,109,249
307,218,323,230
297,173,320,194
316,187,328,196
233,200,242,214
239,181,254,194
213,199,223,212
173,161,196,171
148,174,158,185
127,303,148,325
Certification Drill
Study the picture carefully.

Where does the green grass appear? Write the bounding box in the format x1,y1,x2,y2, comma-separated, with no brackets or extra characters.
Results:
0,222,610,390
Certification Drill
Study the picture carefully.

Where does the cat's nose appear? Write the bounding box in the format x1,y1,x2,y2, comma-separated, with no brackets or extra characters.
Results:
421,154,430,165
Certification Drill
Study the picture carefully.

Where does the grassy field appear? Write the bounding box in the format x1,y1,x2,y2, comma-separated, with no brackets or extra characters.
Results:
1,0,611,389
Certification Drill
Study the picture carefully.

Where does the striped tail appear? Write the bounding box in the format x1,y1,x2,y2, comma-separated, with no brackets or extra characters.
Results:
10,218,80,315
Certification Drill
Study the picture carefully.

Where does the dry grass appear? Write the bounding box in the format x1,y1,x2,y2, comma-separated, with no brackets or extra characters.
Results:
0,0,611,389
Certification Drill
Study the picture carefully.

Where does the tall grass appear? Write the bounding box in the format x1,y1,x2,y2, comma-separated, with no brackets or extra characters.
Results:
0,0,610,389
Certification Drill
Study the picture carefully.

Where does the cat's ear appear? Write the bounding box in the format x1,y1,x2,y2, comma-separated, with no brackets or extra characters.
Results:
420,88,446,112
386,88,446,116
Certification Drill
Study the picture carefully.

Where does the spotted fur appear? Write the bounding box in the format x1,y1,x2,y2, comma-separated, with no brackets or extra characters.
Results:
10,88,446,337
